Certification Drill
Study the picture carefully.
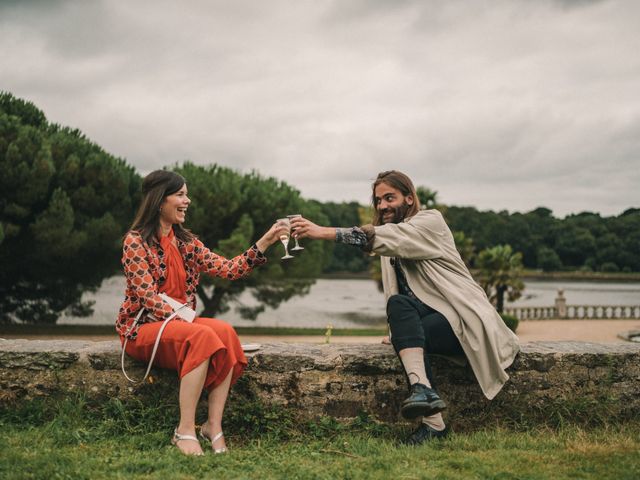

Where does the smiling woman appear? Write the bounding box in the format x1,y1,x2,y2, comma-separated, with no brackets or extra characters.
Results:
161,184,189,227
116,170,287,456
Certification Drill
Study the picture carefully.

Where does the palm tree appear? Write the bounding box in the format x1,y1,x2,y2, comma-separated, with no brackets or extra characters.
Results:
416,186,439,210
476,245,525,313
453,231,476,267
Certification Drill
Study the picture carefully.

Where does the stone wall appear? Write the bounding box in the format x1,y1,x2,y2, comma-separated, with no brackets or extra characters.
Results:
1,339,639,430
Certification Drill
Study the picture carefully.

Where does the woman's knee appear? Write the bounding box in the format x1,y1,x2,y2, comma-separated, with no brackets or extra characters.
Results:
186,323,217,344
195,318,239,345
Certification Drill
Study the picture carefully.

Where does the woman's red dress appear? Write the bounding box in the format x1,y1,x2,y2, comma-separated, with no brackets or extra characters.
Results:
123,229,247,391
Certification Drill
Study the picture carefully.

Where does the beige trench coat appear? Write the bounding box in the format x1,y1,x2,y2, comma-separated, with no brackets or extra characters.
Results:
368,209,520,400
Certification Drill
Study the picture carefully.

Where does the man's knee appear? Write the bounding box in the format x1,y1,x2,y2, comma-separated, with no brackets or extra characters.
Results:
387,293,411,310
387,294,414,325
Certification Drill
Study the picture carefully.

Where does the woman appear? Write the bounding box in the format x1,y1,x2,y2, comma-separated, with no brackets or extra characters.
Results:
116,170,286,456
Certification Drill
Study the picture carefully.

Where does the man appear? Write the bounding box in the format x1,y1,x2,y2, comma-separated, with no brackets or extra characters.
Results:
291,170,520,445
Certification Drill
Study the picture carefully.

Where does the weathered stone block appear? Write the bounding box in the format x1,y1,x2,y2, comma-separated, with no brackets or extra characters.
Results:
0,338,638,430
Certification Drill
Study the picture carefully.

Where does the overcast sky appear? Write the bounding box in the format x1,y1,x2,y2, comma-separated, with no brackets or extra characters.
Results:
1,0,639,217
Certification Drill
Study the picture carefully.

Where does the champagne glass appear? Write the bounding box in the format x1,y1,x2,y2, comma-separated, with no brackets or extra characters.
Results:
287,214,305,251
277,218,294,260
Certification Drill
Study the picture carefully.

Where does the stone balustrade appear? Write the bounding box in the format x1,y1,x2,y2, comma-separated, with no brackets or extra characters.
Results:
504,288,640,320
504,305,640,320
1,339,639,431
565,305,640,319
504,306,558,320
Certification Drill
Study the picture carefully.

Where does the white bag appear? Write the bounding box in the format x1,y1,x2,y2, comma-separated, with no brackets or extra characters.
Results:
158,293,196,322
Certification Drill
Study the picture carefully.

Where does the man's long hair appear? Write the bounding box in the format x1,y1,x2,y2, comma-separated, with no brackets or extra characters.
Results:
371,170,421,226
129,170,195,246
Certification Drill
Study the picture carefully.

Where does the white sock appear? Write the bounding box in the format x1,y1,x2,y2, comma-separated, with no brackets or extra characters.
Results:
422,413,446,431
398,347,431,387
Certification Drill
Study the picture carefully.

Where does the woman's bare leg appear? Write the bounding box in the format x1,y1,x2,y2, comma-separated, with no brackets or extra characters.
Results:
202,368,233,451
174,359,209,455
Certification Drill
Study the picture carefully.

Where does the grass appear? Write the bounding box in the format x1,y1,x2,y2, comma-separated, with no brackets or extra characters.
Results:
1,396,638,480
0,324,387,337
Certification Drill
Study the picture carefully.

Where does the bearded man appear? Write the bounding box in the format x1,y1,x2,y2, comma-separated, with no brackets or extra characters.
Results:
291,170,519,445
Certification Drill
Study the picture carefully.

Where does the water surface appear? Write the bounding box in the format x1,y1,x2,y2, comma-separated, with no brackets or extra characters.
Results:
59,277,640,329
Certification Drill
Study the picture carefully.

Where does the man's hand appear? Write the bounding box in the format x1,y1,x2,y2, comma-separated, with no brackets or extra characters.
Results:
290,217,336,241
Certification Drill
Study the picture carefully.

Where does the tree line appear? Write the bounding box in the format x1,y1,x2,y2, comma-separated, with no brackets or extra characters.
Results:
0,92,332,324
1,92,638,324
319,190,640,275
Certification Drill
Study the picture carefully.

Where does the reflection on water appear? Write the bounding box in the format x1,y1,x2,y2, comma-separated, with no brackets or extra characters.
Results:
59,276,640,329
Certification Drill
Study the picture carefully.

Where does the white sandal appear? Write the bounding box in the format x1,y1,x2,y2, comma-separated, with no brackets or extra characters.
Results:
212,432,227,454
199,425,228,454
171,428,204,456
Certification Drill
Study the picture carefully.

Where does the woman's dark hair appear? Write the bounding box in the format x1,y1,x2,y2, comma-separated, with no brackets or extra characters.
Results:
371,170,421,226
129,170,195,245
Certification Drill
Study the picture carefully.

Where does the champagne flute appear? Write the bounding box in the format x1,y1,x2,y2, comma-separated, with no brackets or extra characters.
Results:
287,214,305,251
277,218,294,260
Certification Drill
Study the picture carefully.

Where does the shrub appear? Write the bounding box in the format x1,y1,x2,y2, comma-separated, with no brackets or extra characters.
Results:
500,313,519,333
600,262,620,273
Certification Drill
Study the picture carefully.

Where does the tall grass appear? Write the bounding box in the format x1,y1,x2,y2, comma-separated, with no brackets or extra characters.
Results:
1,395,638,479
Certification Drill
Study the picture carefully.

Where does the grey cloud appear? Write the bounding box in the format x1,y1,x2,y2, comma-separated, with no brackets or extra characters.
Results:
1,0,638,217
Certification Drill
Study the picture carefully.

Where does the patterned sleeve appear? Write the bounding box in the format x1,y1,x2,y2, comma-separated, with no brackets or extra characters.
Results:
122,233,174,321
195,240,267,279
335,225,376,251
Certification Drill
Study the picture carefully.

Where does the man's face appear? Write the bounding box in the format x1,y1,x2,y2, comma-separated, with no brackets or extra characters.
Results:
374,182,414,224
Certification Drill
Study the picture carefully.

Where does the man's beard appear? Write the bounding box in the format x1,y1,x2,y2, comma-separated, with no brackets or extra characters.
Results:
378,202,411,224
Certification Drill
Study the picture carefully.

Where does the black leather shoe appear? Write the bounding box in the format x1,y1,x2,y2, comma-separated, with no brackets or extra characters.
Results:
404,424,449,446
400,383,447,419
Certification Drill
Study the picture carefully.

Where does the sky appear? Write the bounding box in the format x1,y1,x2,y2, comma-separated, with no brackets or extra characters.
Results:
1,0,639,217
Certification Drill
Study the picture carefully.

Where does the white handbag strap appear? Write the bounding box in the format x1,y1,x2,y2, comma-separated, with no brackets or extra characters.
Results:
121,305,188,383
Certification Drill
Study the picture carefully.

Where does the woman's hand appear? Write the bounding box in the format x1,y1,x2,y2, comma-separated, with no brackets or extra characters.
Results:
289,217,336,241
255,221,289,253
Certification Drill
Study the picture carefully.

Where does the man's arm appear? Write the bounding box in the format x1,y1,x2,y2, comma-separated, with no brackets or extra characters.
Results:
368,211,445,260
309,226,337,241
290,218,374,249
290,214,443,260
289,217,336,241
335,227,369,246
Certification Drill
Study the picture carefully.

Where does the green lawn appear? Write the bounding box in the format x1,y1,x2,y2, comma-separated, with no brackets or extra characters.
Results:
1,397,638,480
2,423,638,480
0,323,387,337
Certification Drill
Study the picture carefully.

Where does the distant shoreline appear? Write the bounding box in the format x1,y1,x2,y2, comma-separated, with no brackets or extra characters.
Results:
518,270,640,282
321,270,640,282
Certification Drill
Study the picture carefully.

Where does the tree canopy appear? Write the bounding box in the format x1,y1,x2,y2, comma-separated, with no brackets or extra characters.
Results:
0,93,335,324
2,91,639,325
444,206,640,272
316,200,370,274
173,162,332,319
0,92,140,323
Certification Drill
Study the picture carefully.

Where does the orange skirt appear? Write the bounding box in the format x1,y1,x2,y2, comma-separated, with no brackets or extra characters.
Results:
123,317,247,392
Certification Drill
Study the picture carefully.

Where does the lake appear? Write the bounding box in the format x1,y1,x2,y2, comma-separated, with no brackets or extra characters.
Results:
59,276,640,329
